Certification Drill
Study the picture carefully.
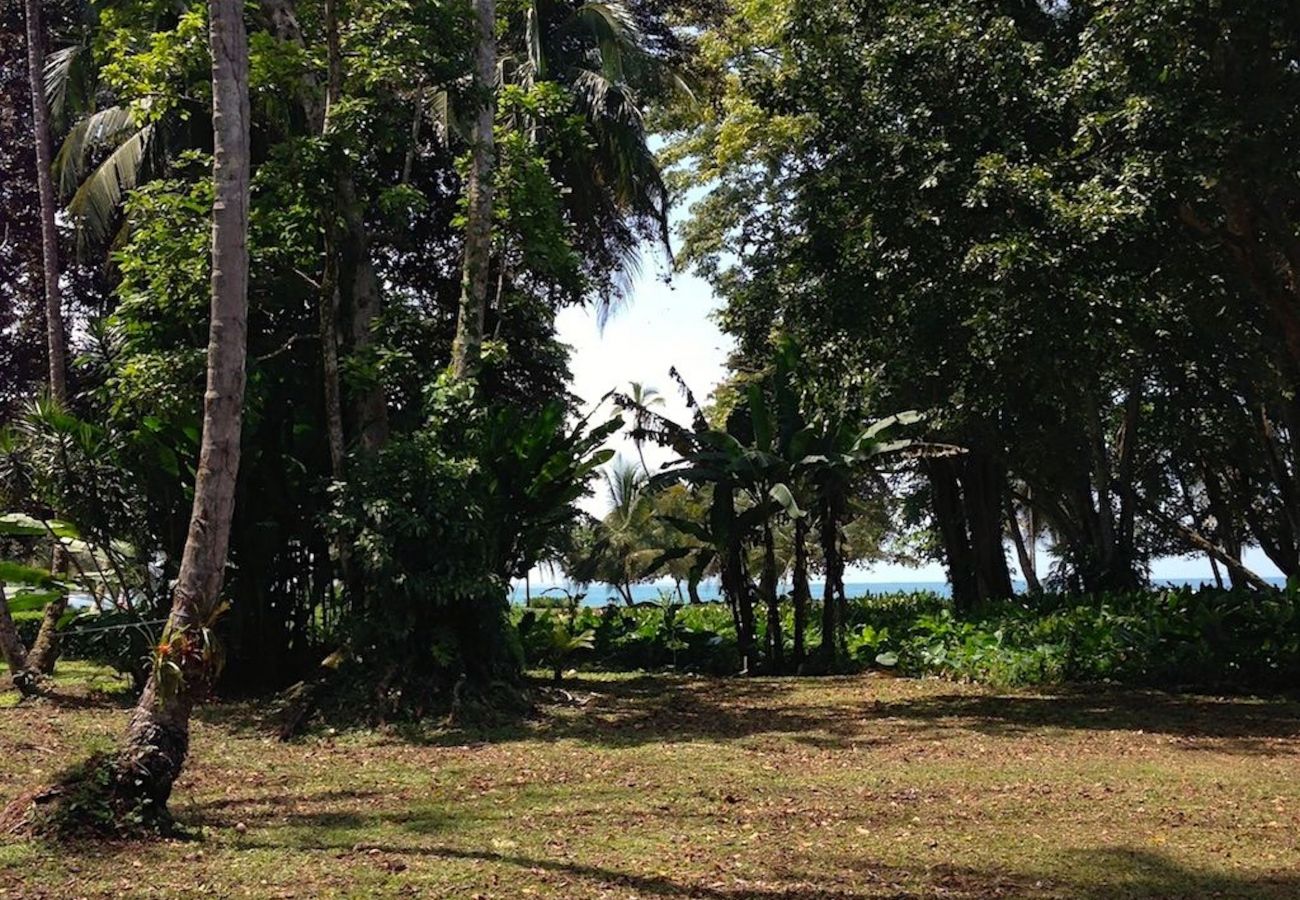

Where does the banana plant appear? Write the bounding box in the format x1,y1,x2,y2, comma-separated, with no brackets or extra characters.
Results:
620,338,952,673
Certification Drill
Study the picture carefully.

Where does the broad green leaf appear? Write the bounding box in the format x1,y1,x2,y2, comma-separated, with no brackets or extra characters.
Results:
768,482,805,519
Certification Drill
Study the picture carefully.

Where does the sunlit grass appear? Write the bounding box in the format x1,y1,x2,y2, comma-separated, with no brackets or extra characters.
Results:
2,668,1297,897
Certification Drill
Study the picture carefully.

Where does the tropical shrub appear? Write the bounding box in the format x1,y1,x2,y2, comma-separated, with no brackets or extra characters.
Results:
512,585,1300,690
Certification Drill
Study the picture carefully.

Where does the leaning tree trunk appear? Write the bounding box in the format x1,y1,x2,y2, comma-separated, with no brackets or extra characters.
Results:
0,586,36,697
109,0,250,819
25,594,66,675
1005,494,1041,594
24,0,71,677
450,0,497,381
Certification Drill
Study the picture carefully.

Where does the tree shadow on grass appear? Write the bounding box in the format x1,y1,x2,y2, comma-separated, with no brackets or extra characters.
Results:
396,674,1300,756
813,847,1300,899
185,672,1300,758
4,684,138,712
227,828,1300,900
1062,847,1300,899
867,687,1300,754
391,674,886,751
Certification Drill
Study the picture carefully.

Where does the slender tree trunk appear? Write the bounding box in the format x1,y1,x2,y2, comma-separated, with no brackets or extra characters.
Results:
1006,495,1041,594
450,0,497,381
729,550,754,673
314,0,369,612
319,0,346,482
818,494,843,670
24,0,67,406
761,518,781,674
25,0,72,677
1209,555,1224,590
792,515,810,666
110,0,250,815
262,0,388,455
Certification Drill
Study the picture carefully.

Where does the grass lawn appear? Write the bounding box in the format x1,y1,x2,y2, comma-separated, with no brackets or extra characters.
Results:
1,665,1298,898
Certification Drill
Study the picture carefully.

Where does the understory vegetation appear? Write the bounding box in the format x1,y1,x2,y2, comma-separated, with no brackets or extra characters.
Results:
520,585,1300,690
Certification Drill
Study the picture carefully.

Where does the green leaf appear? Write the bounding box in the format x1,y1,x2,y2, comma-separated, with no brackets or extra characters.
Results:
0,513,80,539
0,560,66,589
862,410,923,440
768,482,805,519
875,651,899,667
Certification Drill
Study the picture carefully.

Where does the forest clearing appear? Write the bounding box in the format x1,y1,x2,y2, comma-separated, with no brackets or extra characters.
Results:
3,665,1298,899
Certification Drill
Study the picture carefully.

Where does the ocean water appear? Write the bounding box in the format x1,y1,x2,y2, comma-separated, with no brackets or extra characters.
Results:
509,576,1289,606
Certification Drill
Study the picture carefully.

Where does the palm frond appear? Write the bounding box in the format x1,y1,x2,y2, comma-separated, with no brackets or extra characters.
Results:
67,123,154,248
53,105,138,198
429,88,458,144
525,1,545,80
43,44,84,124
571,1,644,82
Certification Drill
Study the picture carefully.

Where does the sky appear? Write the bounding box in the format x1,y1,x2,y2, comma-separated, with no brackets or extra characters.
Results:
550,244,1283,587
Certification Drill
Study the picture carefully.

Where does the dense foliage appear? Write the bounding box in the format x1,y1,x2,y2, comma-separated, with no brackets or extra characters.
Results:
519,585,1300,691
662,0,1300,606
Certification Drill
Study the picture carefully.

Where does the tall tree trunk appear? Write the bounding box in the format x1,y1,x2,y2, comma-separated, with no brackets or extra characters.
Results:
450,0,497,381
262,0,388,456
314,0,368,611
761,518,781,674
24,0,66,406
24,0,72,677
319,0,346,482
110,0,250,816
791,515,810,666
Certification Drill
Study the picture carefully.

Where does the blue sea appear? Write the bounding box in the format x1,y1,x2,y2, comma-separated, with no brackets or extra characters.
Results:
509,577,1289,606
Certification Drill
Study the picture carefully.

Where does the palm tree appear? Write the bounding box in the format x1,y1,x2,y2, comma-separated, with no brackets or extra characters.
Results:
41,23,169,253
598,456,653,604
498,0,681,318
790,411,932,670
102,0,251,823
619,375,766,670
627,381,665,476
